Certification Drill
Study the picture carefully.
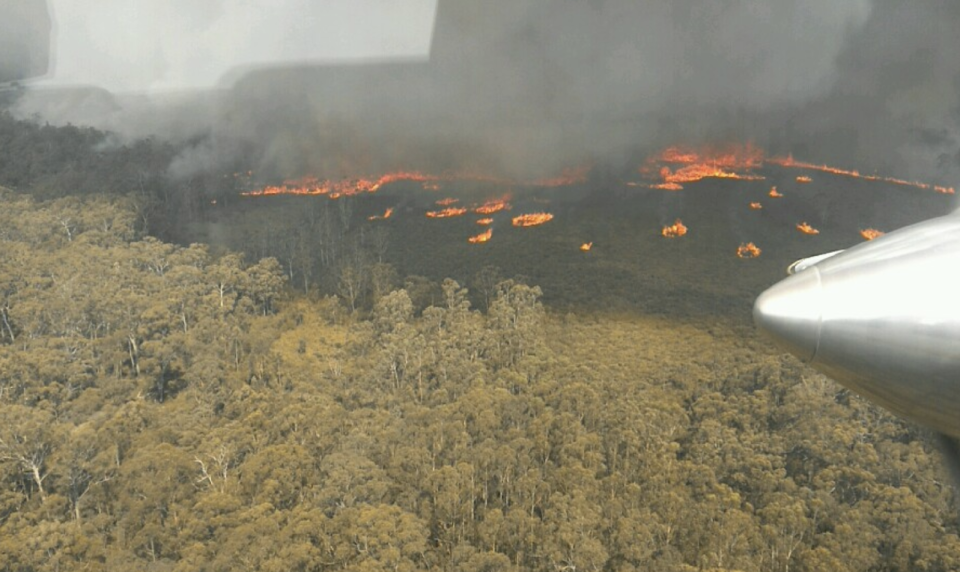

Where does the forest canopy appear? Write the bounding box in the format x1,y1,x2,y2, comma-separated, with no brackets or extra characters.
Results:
1,187,959,572
1,109,960,571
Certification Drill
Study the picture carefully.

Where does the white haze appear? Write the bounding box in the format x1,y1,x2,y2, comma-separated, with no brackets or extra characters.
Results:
41,0,437,92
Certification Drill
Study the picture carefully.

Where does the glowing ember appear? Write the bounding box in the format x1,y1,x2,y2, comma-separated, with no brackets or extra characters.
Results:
860,228,885,241
426,207,468,219
468,228,493,244
737,243,761,258
796,222,820,235
512,213,554,227
423,183,441,191
435,198,459,206
580,242,593,252
795,175,813,183
368,207,394,221
935,186,956,195
661,219,688,238
768,187,784,198
476,218,494,226
474,197,511,215
749,202,763,210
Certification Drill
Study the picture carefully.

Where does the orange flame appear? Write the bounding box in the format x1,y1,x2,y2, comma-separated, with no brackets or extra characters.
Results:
796,222,820,235
242,165,594,199
468,228,493,244
661,219,688,238
580,242,593,252
426,207,468,219
512,213,554,227
649,182,684,191
644,143,766,189
435,197,459,206
476,218,494,226
658,164,766,186
737,243,761,258
768,186,784,198
769,155,956,194
656,147,701,164
860,228,885,241
749,202,763,210
369,171,437,191
642,145,951,196
655,143,764,169
242,171,438,198
474,197,512,215
368,207,394,221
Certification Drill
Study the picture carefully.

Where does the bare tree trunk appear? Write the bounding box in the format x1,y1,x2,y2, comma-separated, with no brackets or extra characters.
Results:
1,306,14,342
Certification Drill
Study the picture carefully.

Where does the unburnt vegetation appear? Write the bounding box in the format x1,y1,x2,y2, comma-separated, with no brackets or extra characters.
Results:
1,113,959,571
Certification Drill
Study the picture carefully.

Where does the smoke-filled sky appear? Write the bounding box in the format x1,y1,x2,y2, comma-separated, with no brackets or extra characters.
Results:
41,0,437,92
7,0,960,189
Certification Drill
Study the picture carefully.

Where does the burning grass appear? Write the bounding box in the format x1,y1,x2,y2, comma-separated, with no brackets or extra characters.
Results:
769,155,956,194
661,219,688,238
643,143,766,189
796,222,820,235
468,228,493,244
512,213,554,227
737,243,762,258
474,197,511,215
426,207,468,219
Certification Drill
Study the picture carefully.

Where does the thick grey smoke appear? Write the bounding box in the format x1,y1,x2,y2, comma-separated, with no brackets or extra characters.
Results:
762,1,960,186
0,0,50,83
9,0,959,189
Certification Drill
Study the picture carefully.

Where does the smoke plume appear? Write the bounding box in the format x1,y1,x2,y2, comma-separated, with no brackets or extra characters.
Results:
8,0,960,189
